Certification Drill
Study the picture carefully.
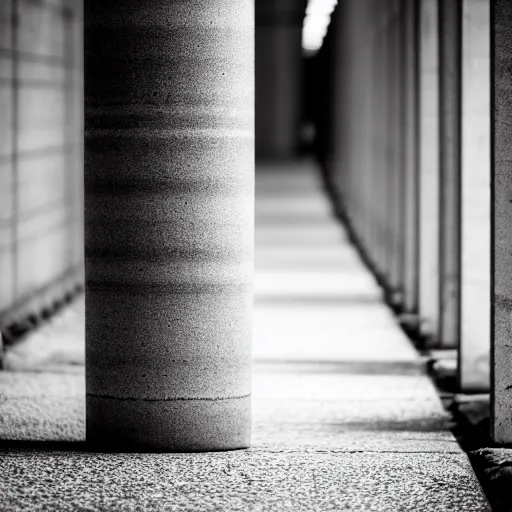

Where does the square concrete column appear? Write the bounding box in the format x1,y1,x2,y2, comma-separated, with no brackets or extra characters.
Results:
459,0,490,392
401,0,420,317
493,0,512,443
388,0,406,308
363,3,383,272
418,0,441,345
85,0,254,451
365,0,386,279
438,0,461,349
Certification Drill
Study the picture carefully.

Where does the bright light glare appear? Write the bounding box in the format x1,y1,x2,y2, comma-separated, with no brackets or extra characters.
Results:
302,0,338,56
305,0,337,15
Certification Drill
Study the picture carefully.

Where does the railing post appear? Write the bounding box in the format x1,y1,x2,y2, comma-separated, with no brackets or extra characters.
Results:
84,0,254,451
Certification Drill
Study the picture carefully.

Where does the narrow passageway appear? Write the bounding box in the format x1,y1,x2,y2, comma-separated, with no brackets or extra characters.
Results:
250,160,489,509
0,160,490,510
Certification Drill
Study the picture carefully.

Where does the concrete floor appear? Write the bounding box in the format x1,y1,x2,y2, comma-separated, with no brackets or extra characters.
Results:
0,161,490,510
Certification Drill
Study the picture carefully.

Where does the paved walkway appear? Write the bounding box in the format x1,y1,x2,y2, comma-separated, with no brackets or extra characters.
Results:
0,161,490,510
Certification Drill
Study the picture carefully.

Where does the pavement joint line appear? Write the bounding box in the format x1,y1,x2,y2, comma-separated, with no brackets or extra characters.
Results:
86,393,251,402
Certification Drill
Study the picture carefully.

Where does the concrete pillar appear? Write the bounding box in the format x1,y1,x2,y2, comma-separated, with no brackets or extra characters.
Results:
365,0,382,279
375,0,391,281
308,16,335,165
382,0,394,292
362,1,380,269
349,2,369,251
0,1,15,321
418,0,441,345
493,0,512,443
85,0,254,451
388,0,406,307
459,0,490,392
402,0,420,317
332,0,354,216
321,0,352,225
255,0,306,160
438,0,461,349
381,0,394,286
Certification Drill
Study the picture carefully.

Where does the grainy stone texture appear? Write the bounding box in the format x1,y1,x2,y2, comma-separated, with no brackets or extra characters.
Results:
0,162,490,510
84,0,254,450
469,448,512,512
493,0,512,444
0,451,489,512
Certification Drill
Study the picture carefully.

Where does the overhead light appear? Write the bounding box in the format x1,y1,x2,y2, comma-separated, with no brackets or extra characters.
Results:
302,0,338,56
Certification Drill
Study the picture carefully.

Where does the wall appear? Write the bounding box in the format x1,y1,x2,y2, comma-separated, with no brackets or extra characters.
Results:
0,0,83,335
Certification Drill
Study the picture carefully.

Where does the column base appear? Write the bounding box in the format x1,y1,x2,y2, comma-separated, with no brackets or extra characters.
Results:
86,395,251,452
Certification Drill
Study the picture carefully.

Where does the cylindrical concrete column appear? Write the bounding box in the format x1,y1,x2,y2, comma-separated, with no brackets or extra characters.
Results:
84,0,254,451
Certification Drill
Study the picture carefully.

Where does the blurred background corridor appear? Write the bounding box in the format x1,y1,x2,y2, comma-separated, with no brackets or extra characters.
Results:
0,0,507,510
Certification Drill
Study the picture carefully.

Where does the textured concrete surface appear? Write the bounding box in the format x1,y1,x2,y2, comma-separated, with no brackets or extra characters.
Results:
0,161,490,510
0,451,489,512
470,448,512,512
493,0,512,444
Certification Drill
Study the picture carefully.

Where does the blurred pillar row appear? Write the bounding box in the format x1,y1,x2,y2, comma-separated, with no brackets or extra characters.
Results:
310,0,512,442
0,0,83,337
